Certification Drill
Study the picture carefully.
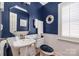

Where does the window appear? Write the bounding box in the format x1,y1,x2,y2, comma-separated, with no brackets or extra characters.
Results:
58,3,79,42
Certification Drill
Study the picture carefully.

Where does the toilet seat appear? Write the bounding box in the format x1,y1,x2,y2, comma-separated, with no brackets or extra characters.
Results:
40,44,55,56
40,44,54,52
40,49,55,55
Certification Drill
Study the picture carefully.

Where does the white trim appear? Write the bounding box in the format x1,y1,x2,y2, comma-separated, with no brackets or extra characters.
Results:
10,5,28,13
0,2,4,11
10,12,17,34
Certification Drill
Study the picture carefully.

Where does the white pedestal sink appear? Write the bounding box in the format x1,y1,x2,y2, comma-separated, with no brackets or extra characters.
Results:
13,39,36,48
12,38,36,56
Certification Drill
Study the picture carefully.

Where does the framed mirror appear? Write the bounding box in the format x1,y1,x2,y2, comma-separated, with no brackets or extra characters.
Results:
46,15,54,24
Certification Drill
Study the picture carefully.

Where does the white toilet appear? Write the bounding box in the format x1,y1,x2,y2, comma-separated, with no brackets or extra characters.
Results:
35,38,45,48
35,37,55,56
40,44,55,56
26,34,55,56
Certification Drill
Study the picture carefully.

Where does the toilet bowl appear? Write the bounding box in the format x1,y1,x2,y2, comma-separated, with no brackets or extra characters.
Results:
40,44,55,56
35,37,55,56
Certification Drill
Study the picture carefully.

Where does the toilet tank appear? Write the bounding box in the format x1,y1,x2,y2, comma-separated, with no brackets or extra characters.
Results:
35,38,45,48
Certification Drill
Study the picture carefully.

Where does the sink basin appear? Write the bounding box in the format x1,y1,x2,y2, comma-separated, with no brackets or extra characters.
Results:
13,31,29,36
25,34,41,39
12,39,36,48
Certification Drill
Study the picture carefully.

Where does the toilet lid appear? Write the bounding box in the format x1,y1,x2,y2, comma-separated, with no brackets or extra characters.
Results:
40,44,54,52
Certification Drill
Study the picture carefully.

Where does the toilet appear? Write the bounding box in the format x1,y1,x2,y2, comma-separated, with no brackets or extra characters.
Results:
40,44,55,56
36,37,55,56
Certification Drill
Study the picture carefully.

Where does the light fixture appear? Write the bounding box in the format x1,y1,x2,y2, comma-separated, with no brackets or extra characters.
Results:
40,2,48,5
23,2,31,5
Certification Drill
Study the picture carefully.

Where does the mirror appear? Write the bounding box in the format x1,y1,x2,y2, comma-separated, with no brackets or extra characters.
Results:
9,5,29,37
46,15,54,24
9,12,29,36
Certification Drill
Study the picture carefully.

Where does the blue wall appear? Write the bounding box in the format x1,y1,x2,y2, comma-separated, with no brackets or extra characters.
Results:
28,2,42,34
1,2,60,38
2,2,29,38
28,2,60,34
42,2,60,34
